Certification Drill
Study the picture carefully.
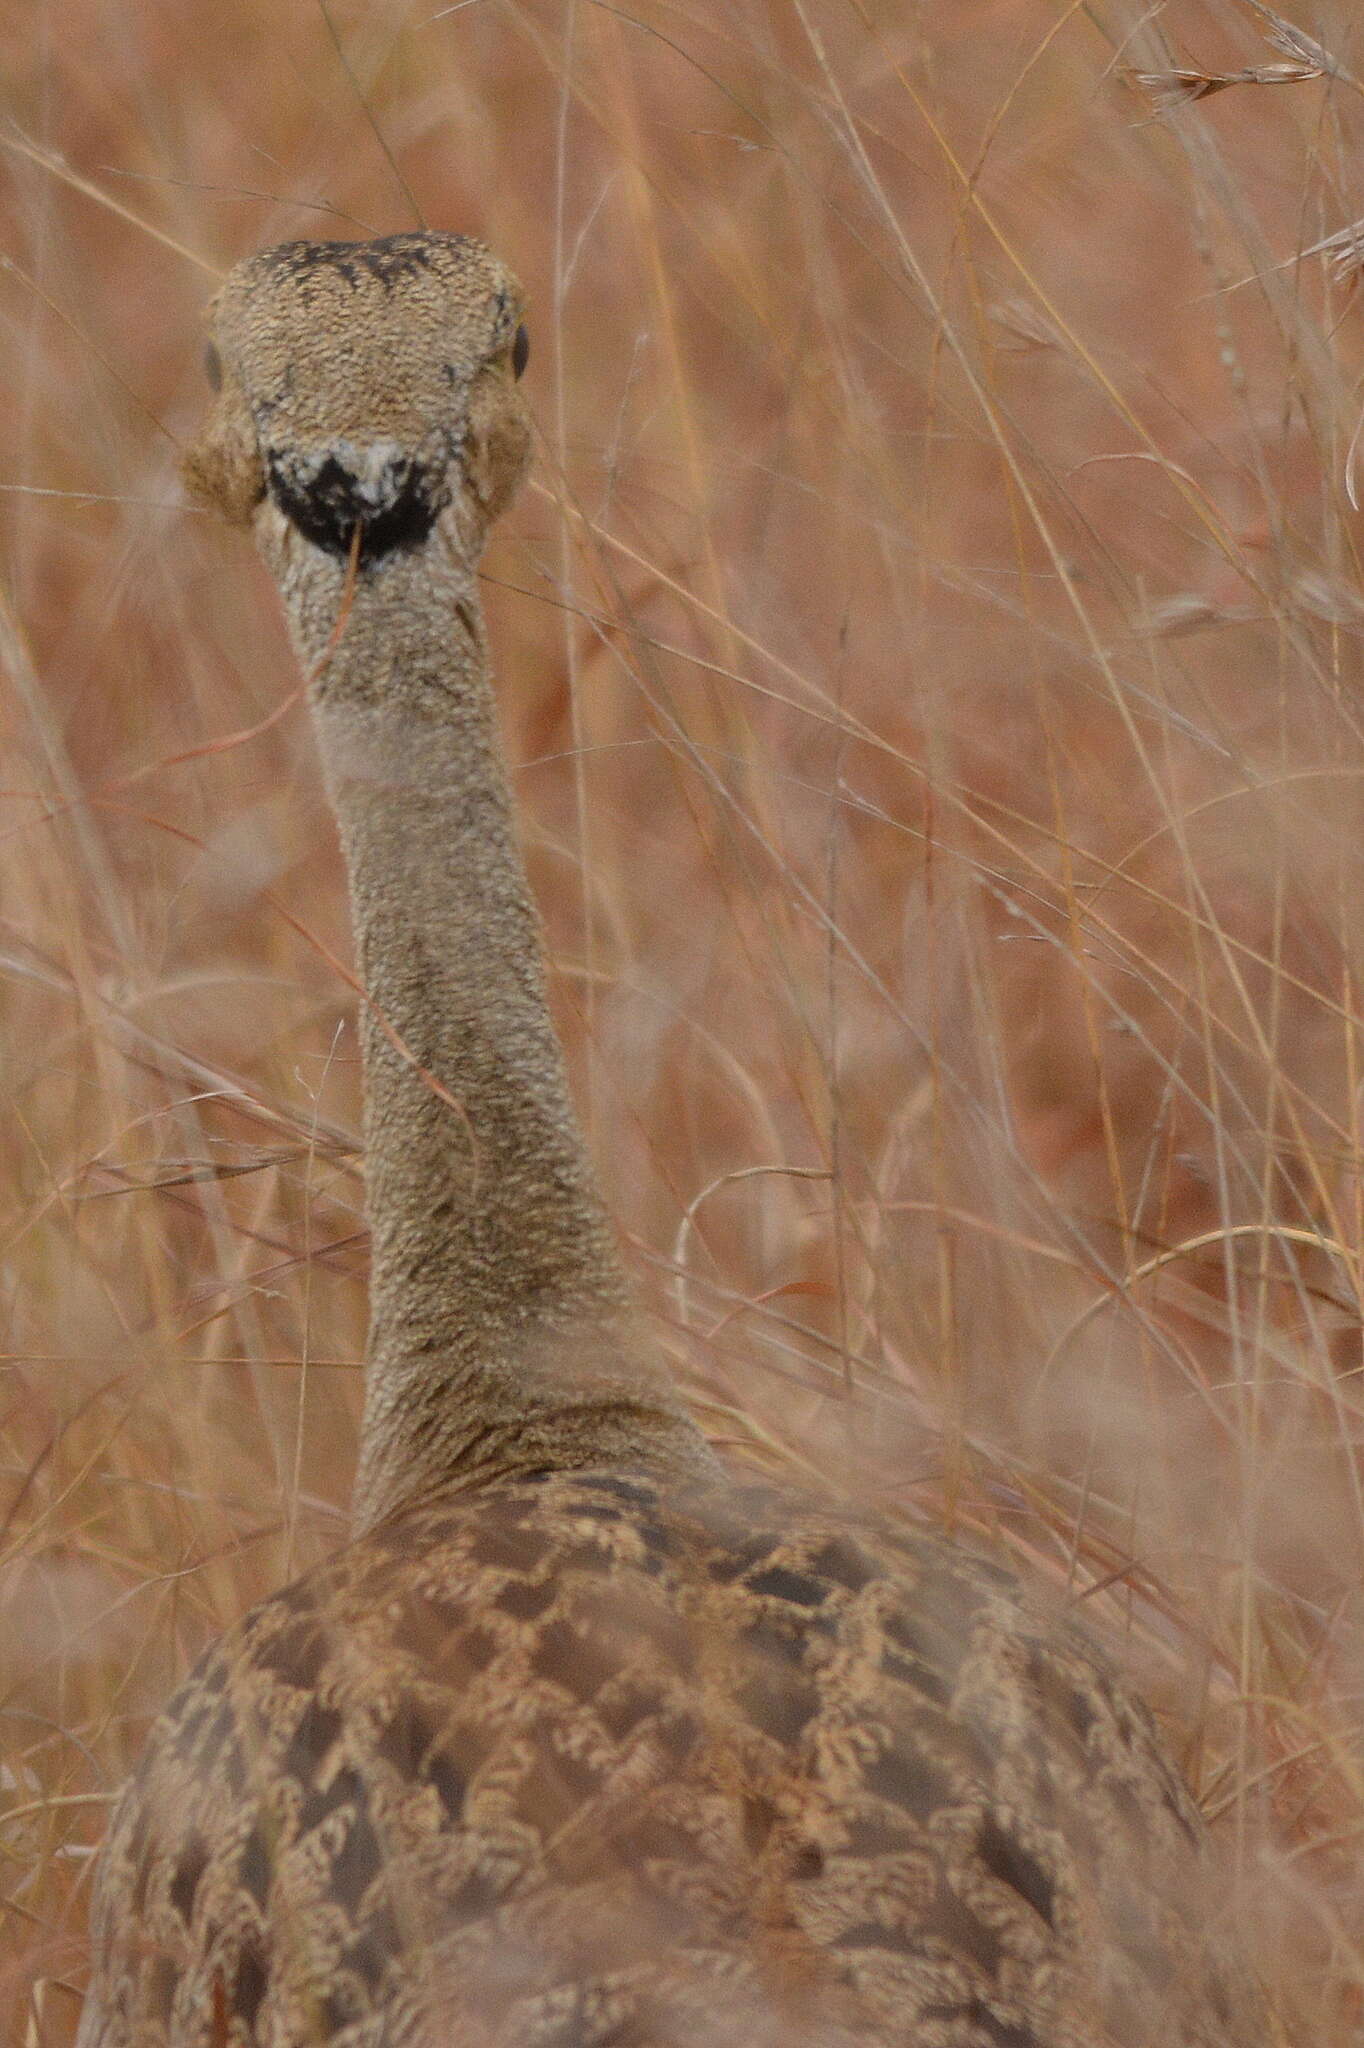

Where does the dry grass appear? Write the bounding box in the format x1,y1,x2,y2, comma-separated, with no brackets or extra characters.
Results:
3,0,1364,2037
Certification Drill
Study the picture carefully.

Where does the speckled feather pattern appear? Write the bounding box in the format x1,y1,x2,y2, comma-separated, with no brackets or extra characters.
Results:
78,233,1268,2047
86,1472,1255,2047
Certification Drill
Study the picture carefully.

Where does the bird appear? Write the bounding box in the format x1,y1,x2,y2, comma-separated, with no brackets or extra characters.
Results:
76,230,1268,2048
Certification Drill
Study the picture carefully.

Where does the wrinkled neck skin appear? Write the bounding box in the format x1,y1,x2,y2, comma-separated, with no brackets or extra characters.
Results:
262,515,713,1530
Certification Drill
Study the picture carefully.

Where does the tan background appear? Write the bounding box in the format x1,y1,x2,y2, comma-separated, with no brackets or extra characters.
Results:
1,1,1361,2035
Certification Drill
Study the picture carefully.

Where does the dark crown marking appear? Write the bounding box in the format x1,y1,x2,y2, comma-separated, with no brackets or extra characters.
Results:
257,233,469,293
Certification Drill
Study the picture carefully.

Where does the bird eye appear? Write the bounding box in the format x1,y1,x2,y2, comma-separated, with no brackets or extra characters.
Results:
511,324,530,381
203,341,223,392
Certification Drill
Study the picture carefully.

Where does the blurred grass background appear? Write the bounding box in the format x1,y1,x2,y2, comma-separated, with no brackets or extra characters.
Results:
2,0,1363,2036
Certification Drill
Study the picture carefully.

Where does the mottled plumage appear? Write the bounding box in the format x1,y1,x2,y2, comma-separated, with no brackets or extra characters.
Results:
86,1473,1257,2046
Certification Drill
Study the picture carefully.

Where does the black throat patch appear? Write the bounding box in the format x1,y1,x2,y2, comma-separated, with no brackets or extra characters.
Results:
265,447,445,563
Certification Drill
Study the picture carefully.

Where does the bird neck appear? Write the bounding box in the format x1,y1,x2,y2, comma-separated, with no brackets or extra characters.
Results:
273,538,709,1529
